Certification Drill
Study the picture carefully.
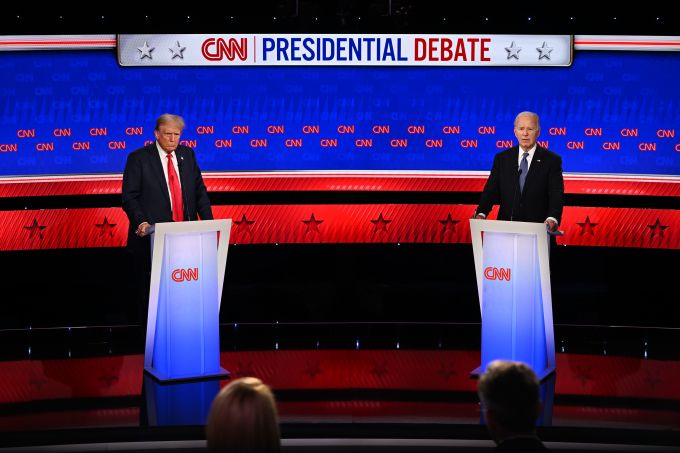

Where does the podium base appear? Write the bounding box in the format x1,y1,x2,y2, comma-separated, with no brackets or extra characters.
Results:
469,365,556,382
144,366,230,384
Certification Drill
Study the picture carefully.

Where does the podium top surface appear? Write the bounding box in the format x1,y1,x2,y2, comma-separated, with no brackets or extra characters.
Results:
152,219,231,235
469,219,549,236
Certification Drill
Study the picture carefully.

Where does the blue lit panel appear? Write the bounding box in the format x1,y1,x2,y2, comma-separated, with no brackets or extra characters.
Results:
0,51,678,176
152,232,220,380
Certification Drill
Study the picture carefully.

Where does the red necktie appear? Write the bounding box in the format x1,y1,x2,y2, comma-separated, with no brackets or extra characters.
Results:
166,154,183,222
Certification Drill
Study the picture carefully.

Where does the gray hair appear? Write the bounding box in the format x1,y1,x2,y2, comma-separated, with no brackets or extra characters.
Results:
514,111,540,132
478,360,540,433
155,114,186,131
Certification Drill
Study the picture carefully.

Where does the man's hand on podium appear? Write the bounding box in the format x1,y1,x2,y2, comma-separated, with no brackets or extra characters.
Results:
545,219,565,236
545,219,558,232
136,222,152,237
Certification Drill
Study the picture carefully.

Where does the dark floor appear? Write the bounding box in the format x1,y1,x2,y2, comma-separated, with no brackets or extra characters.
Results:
1,323,679,451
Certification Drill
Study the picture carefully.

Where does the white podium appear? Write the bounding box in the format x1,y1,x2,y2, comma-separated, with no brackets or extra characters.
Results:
144,219,231,382
469,219,556,380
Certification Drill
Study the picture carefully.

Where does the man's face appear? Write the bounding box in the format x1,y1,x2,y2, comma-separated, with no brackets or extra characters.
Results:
154,123,182,153
514,115,540,151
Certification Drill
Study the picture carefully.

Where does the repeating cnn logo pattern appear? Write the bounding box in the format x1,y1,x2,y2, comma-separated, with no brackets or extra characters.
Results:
172,268,199,282
484,266,511,281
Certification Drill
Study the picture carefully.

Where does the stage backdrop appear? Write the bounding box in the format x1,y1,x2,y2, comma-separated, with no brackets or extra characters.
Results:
0,35,678,177
0,35,678,251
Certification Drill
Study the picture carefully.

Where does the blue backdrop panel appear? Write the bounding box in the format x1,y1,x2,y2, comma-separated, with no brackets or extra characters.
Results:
1,50,678,176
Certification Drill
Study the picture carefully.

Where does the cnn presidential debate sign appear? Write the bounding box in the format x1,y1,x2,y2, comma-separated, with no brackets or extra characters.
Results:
118,34,572,66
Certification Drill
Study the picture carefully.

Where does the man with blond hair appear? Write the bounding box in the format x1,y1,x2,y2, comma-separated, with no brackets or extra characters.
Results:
122,114,213,331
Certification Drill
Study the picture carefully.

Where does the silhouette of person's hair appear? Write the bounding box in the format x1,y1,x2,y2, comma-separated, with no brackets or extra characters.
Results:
478,360,548,451
206,377,280,453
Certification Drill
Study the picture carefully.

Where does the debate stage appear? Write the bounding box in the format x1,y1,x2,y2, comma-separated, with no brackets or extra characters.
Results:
1,23,679,452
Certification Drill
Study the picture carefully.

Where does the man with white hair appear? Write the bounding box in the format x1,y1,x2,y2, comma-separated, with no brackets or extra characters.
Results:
474,111,563,233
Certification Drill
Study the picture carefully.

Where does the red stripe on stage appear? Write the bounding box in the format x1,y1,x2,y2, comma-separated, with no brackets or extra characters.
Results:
0,351,679,404
575,41,680,46
0,206,677,251
0,40,116,46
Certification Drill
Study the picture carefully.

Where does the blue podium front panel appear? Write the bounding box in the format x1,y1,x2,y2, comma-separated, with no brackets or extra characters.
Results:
154,231,220,380
481,231,549,377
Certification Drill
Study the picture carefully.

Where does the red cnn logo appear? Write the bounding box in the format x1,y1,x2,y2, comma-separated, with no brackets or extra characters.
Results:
484,267,511,281
201,38,248,61
172,268,199,282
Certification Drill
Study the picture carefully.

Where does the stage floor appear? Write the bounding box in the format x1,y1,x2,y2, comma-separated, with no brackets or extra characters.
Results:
1,323,679,450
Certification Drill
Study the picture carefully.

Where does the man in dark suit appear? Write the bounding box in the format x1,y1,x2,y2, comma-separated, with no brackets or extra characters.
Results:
122,113,213,330
474,112,563,233
478,360,549,452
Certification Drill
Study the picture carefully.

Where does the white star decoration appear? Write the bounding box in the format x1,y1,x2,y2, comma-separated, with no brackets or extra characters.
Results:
536,41,553,60
138,41,155,60
505,41,522,60
169,41,186,59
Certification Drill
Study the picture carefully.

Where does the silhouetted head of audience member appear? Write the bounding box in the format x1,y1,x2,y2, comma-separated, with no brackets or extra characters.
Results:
478,360,546,449
206,377,280,453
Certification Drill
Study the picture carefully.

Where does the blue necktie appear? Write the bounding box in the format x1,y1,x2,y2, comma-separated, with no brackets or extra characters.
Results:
519,151,529,192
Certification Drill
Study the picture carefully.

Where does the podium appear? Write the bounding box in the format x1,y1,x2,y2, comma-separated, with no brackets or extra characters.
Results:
143,374,219,425
144,219,232,382
469,219,555,380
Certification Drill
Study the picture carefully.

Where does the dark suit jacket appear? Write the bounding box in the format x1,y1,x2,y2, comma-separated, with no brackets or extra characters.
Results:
122,143,213,251
476,146,564,224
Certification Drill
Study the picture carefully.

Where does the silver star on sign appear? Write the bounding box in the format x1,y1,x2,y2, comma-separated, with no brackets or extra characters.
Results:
536,41,553,60
138,41,155,60
505,41,522,60
169,41,186,59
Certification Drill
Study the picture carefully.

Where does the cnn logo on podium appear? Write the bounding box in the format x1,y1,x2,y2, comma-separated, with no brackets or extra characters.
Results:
484,267,511,281
172,268,199,282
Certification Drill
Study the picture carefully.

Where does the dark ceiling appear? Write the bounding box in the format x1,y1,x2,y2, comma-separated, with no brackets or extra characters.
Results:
3,2,677,34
